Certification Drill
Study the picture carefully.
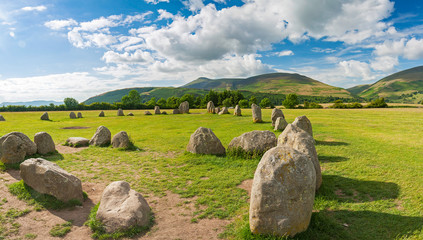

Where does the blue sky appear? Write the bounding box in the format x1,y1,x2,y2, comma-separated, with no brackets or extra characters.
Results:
1,0,422,102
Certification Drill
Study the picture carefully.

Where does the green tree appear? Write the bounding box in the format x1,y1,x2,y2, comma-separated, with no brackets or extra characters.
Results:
145,97,156,108
157,98,167,108
238,99,249,108
179,94,194,107
64,97,79,110
222,98,231,107
249,96,257,106
259,98,271,108
282,94,299,109
166,96,180,109
121,90,141,108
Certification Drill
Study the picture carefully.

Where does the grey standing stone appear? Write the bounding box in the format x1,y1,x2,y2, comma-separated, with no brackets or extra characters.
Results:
292,115,313,137
173,109,180,114
228,130,276,154
251,104,262,123
127,112,134,116
218,107,229,115
112,131,131,149
34,132,55,155
117,108,124,116
0,115,5,121
179,101,189,114
161,111,167,115
274,117,288,131
0,132,37,157
20,158,84,203
215,107,220,114
99,111,105,117
154,106,161,114
186,127,225,155
0,135,26,164
40,112,49,120
234,105,242,116
271,108,284,127
144,111,152,115
249,146,316,237
278,124,322,190
207,101,215,114
89,126,111,146
69,112,77,119
96,181,151,233
65,137,89,147
77,112,83,118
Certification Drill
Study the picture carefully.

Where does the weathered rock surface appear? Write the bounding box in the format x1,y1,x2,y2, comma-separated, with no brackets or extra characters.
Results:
228,130,276,153
99,111,105,117
89,126,111,146
292,115,313,137
215,107,220,114
40,112,49,120
20,158,84,203
161,111,167,115
128,112,134,116
0,115,5,121
274,117,288,131
251,104,262,123
207,101,215,113
249,146,316,237
278,124,322,190
154,106,161,114
144,111,152,115
186,127,225,155
34,132,55,155
218,107,229,115
173,109,180,114
179,101,189,114
271,108,284,127
69,112,77,119
234,105,242,116
65,137,89,147
0,135,26,164
112,131,131,149
77,112,83,118
117,108,124,116
96,181,151,233
0,132,37,157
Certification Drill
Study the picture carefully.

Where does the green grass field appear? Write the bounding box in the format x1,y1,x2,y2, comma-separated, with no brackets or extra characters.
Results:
0,108,422,239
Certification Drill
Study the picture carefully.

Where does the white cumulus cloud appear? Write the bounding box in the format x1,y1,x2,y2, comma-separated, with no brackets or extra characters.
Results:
44,19,78,30
276,50,294,56
21,5,47,12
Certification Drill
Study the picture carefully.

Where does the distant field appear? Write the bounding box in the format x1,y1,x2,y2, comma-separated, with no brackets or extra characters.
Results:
0,108,422,239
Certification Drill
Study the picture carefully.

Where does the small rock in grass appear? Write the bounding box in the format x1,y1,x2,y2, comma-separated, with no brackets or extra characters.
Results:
173,109,180,114
228,130,276,154
65,137,89,147
218,107,229,115
0,115,5,121
154,106,161,114
41,112,49,120
144,111,152,115
69,112,77,119
271,108,284,127
117,108,124,116
128,112,134,116
112,131,131,149
99,111,105,117
77,112,83,118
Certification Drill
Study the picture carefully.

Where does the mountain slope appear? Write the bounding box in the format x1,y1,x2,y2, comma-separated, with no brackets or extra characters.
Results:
183,72,352,98
353,66,423,102
0,100,63,107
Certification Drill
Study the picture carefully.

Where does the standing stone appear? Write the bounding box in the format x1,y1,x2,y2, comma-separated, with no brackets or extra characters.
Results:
186,127,225,155
278,124,322,190
99,111,105,117
215,107,220,114
0,135,26,164
228,130,276,154
0,132,37,157
117,108,124,116
161,111,167,115
34,132,55,155
234,105,242,116
77,112,83,118
154,106,161,114
249,146,316,237
207,101,215,114
65,137,89,147
96,181,151,233
173,109,180,114
271,108,284,127
179,101,189,114
218,107,229,115
20,158,84,203
274,117,288,131
0,115,5,121
251,104,262,123
292,115,313,137
69,112,77,119
112,131,131,149
127,112,134,116
40,112,49,120
89,126,111,146
144,111,152,115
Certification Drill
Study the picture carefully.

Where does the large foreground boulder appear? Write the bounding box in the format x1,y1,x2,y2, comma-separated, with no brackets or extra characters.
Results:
40,112,49,120
0,135,26,164
278,124,322,190
292,115,313,137
0,115,5,121
96,181,151,233
0,132,37,157
20,158,84,203
69,112,77,119
274,117,288,131
251,104,262,123
89,126,111,146
186,127,225,155
250,146,316,237
207,101,215,113
228,130,276,154
234,105,241,116
34,132,55,155
117,108,124,116
179,101,189,114
66,137,89,147
112,131,131,149
271,108,284,127
154,106,161,114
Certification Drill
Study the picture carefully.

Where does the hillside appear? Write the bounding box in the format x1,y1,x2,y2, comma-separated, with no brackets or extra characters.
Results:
0,100,63,107
183,72,353,98
352,66,423,103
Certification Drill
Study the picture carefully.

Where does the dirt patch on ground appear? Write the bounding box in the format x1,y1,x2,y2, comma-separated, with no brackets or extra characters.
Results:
56,144,88,154
237,179,253,202
61,126,91,129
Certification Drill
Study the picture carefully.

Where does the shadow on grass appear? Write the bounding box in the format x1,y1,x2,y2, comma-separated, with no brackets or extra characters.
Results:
318,175,399,203
315,140,349,146
318,155,349,163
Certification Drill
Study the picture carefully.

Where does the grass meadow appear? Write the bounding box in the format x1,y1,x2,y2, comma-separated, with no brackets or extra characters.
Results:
0,108,422,239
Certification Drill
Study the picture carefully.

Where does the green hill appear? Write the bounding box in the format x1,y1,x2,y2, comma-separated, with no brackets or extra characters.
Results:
351,66,423,103
183,72,353,98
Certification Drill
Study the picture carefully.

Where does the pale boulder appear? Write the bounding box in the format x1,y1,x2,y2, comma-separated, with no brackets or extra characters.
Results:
40,112,49,120
112,131,131,149
274,117,288,131
186,127,225,155
66,137,89,147
117,108,124,116
251,104,262,123
0,135,26,164
207,101,215,113
154,106,161,114
144,111,152,115
228,130,276,154
234,105,241,116
218,107,229,115
271,108,284,127
34,132,55,155
292,115,313,137
179,101,189,114
0,132,37,156
89,126,111,146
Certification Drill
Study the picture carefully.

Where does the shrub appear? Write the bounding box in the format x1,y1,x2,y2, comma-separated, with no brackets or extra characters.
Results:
259,98,272,108
282,94,299,109
238,99,249,108
366,97,388,108
304,101,323,109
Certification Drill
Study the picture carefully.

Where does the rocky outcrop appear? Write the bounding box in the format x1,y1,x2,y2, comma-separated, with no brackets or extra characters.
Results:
271,108,284,127
228,130,276,154
251,104,262,123
96,181,151,233
112,131,131,149
20,158,84,203
89,126,111,146
207,101,215,114
186,127,225,155
34,132,55,155
249,146,316,237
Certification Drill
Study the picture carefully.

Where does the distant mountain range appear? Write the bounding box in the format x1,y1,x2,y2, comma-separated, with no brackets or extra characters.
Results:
0,100,63,107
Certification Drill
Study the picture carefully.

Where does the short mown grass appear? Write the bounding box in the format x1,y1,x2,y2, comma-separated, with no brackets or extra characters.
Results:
49,221,72,237
0,108,422,239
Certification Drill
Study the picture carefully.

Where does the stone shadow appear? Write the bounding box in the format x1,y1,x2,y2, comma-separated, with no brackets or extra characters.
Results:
318,155,349,163
315,140,349,146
